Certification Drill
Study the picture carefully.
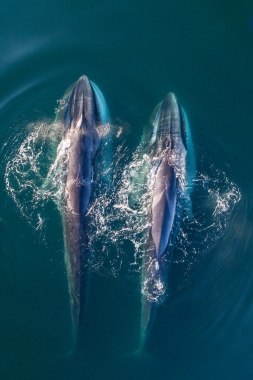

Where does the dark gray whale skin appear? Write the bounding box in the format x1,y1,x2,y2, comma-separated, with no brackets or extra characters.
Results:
61,75,107,343
141,93,191,346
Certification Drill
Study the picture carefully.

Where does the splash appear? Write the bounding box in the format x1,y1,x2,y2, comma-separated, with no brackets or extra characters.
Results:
90,140,241,303
4,120,241,300
4,117,62,229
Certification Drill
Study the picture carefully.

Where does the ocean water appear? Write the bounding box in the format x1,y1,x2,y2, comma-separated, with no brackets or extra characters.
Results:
1,1,253,379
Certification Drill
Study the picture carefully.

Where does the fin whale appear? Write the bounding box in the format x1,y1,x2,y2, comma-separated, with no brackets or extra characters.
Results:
141,92,195,346
58,75,109,346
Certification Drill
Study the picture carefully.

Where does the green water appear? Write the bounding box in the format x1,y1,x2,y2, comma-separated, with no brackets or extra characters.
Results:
1,1,253,379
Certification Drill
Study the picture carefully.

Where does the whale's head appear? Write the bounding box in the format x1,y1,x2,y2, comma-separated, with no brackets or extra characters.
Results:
64,75,101,131
149,92,187,154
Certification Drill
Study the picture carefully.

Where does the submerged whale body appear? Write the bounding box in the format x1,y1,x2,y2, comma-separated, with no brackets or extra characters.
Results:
141,92,195,346
56,75,109,345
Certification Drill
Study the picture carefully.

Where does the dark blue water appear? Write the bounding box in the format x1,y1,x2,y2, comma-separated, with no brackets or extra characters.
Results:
1,1,253,379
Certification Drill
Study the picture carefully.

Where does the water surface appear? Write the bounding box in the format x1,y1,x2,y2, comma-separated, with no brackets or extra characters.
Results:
1,1,253,379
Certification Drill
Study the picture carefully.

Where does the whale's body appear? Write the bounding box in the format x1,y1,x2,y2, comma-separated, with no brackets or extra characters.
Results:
141,93,195,345
57,76,109,342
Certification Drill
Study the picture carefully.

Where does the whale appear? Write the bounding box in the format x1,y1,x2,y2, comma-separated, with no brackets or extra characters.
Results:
48,75,110,346
140,92,195,346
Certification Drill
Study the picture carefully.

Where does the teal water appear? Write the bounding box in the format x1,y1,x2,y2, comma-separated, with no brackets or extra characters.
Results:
1,1,253,379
